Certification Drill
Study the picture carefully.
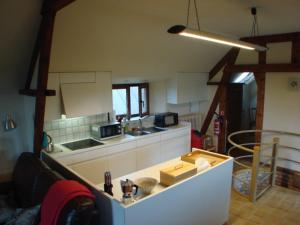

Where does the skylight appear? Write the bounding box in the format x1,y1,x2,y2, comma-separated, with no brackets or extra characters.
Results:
234,72,255,84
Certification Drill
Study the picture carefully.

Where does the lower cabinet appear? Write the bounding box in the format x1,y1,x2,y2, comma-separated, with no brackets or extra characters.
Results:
66,127,191,183
161,135,190,161
107,149,137,179
136,142,161,170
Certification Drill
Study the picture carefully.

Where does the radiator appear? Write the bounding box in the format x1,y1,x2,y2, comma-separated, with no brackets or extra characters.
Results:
179,113,203,131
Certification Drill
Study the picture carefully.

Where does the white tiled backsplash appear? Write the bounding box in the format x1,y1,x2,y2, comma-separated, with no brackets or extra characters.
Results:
44,114,156,144
44,113,109,144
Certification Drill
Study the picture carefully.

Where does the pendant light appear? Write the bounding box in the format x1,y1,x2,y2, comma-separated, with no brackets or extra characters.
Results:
167,1,267,52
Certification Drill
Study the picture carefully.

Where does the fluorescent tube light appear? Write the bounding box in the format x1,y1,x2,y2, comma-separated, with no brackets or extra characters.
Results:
168,25,267,52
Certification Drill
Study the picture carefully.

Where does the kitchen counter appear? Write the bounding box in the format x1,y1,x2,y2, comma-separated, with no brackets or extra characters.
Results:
42,122,192,182
42,145,233,225
45,122,190,162
93,150,233,225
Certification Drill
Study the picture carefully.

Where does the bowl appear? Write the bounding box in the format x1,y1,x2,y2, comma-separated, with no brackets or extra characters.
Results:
134,177,158,195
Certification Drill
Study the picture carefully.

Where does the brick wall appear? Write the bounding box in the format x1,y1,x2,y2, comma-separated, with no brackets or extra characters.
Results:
275,167,300,192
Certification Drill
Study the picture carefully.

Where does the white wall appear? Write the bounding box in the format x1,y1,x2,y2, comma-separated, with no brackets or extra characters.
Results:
263,73,300,172
149,80,167,114
0,0,41,176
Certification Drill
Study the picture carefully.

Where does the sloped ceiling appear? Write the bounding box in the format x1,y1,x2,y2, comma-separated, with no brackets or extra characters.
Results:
0,0,41,89
49,0,300,81
1,0,300,83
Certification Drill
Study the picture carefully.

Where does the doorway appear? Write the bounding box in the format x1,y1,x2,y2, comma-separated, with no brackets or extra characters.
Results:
226,72,257,154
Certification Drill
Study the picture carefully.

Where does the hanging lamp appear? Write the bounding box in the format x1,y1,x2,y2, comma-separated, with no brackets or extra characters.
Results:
167,1,268,52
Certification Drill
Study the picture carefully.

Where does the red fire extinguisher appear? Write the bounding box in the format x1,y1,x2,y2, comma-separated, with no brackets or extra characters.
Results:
214,112,223,136
214,117,220,136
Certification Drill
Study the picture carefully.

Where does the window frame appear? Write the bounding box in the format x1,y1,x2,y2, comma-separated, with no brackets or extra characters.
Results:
112,83,149,118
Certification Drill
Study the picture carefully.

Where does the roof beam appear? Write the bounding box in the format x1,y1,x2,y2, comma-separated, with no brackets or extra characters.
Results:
19,89,56,96
241,32,300,44
292,37,300,64
200,48,239,135
225,64,300,73
42,0,76,14
209,48,240,81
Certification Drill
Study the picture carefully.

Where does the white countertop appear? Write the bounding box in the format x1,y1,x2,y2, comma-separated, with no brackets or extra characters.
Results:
95,150,231,208
46,123,190,159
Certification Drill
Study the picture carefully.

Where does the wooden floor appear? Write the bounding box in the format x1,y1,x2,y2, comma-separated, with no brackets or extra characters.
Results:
229,186,300,225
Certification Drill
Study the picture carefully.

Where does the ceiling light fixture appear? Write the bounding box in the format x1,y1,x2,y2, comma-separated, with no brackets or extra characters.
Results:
167,1,268,52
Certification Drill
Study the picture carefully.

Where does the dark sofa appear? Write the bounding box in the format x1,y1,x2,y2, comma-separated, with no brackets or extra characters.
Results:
0,152,98,225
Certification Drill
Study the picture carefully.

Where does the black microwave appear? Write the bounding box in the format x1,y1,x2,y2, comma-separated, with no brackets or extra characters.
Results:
154,112,179,127
91,122,121,140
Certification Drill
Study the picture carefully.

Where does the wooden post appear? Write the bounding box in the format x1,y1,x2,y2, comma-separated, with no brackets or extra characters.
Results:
254,44,266,142
254,73,265,141
250,145,260,202
33,12,56,155
217,75,228,153
20,0,76,156
271,137,280,186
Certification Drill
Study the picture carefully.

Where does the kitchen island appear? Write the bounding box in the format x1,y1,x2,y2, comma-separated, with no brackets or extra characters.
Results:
43,149,233,225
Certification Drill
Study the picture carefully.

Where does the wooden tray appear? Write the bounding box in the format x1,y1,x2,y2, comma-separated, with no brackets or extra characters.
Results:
181,149,229,166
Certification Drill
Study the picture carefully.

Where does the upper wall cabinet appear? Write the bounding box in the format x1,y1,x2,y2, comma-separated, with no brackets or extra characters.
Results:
45,71,112,121
166,73,208,104
45,73,62,121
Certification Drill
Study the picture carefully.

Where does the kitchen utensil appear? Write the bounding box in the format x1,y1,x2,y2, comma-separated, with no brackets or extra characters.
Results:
120,179,139,204
134,177,158,195
104,171,113,196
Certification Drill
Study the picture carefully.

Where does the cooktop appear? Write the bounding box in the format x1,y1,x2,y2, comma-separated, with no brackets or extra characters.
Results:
62,138,104,151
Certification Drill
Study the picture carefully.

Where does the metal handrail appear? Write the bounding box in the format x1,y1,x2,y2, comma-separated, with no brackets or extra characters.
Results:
228,129,300,202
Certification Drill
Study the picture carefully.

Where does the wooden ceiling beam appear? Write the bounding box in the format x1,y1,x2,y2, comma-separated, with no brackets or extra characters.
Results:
208,48,236,81
292,38,300,64
200,48,239,136
241,32,300,44
19,89,56,97
225,64,300,73
42,0,76,14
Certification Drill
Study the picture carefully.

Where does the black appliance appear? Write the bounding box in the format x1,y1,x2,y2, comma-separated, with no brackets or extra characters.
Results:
62,138,104,151
91,121,122,140
154,112,179,127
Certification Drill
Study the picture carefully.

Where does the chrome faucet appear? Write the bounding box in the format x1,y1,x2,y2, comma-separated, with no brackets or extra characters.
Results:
138,119,143,130
138,115,149,130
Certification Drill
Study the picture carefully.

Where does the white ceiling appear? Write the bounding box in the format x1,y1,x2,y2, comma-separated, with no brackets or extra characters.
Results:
49,0,300,81
1,0,300,84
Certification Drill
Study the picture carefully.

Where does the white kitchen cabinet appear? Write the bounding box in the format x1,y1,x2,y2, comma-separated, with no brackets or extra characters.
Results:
45,73,63,121
61,71,112,118
136,135,161,170
166,73,208,104
161,128,190,161
136,142,161,170
107,149,137,179
69,156,108,184
45,71,112,120
161,135,189,161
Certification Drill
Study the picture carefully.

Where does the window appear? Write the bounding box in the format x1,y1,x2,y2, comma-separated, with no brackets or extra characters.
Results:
112,83,149,118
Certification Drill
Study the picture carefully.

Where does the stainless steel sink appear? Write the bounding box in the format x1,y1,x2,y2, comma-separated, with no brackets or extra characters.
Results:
144,126,167,133
127,130,152,136
126,127,167,136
